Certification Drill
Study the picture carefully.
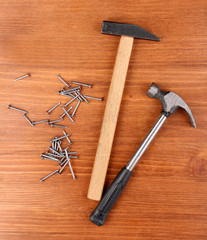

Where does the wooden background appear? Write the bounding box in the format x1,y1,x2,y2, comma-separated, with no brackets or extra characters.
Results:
0,0,207,239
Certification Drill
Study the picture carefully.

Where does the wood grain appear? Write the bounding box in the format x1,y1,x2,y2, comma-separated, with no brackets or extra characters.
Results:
88,36,134,201
0,0,207,239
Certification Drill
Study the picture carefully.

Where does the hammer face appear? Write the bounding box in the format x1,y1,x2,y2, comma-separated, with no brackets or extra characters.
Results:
101,21,160,41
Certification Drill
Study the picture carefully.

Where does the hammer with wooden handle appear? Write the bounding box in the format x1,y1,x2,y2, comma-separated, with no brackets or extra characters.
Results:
87,21,160,201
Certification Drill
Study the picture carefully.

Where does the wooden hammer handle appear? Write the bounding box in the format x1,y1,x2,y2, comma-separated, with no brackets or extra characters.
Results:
88,36,134,201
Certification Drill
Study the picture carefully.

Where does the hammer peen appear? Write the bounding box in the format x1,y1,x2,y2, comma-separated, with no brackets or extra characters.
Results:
90,83,196,226
88,21,160,201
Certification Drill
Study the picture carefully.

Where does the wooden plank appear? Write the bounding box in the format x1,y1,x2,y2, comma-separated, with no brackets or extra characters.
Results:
0,0,207,239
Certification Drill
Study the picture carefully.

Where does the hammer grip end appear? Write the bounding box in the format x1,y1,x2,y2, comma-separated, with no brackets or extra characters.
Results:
90,166,132,226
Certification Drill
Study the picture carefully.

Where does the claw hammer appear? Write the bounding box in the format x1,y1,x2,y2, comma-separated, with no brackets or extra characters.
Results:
90,82,196,226
87,21,160,201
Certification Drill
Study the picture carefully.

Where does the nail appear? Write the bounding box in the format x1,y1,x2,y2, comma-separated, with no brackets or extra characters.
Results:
32,119,49,125
61,86,81,93
48,119,63,124
41,155,60,162
8,105,28,114
62,107,75,123
51,124,67,128
50,134,71,142
14,73,30,81
46,102,61,114
60,106,72,118
65,149,76,179
40,169,59,182
71,81,92,88
57,74,70,88
83,95,103,101
72,100,81,117
62,130,72,144
23,114,34,127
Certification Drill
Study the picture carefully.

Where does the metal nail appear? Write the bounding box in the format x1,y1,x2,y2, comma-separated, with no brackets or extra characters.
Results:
8,105,28,114
62,107,75,123
83,95,103,101
65,149,76,179
42,156,60,162
71,81,92,88
51,134,71,142
14,73,30,81
48,119,63,124
72,100,81,117
61,86,81,93
23,114,34,127
46,102,61,114
57,74,70,88
32,119,49,125
62,130,72,144
40,169,59,182
51,124,67,128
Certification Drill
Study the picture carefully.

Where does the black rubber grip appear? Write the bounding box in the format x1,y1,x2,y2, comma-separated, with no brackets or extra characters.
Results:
90,166,132,226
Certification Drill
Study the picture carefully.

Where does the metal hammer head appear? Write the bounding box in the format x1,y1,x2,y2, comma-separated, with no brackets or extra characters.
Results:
147,83,196,128
101,21,160,41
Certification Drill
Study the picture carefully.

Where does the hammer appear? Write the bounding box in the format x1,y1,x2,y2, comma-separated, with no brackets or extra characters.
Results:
90,82,196,226
88,21,160,201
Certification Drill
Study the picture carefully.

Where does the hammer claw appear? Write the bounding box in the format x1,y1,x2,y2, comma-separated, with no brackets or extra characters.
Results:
147,83,196,128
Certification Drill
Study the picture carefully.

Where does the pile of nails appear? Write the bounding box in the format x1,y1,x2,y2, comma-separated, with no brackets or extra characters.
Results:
40,130,77,182
9,74,103,128
9,74,103,182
